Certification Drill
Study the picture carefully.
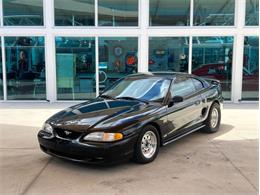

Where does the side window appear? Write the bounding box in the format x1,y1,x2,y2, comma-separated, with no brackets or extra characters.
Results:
171,77,196,98
192,78,204,91
208,67,217,74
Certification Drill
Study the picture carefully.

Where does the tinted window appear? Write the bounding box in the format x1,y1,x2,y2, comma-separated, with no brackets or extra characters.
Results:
149,0,190,26
54,0,95,26
3,0,44,26
98,0,138,26
171,77,196,97
193,0,235,26
149,37,189,72
99,37,138,92
55,37,96,100
245,0,259,26
192,36,233,100
192,78,204,91
242,36,259,100
5,36,46,100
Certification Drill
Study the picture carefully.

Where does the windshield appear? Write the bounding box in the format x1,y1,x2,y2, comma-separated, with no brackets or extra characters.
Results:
102,77,171,102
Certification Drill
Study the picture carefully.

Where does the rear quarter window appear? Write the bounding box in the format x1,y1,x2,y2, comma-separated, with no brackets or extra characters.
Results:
192,78,204,91
171,77,196,97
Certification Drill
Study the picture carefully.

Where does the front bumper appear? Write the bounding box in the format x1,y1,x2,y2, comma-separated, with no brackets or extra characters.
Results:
38,131,138,164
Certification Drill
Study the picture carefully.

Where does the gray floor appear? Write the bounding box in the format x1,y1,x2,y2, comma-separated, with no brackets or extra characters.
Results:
0,102,258,195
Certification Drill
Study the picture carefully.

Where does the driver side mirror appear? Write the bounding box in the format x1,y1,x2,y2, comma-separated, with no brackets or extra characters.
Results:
168,96,184,107
172,96,184,103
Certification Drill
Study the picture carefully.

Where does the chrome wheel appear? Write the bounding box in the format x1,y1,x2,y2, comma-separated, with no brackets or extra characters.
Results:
141,131,157,159
210,108,219,128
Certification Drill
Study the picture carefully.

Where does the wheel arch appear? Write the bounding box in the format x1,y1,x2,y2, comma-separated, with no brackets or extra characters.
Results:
145,122,163,146
204,99,221,120
202,99,221,120
211,100,220,107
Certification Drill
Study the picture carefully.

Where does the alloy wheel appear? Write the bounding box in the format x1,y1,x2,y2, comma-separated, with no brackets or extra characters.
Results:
141,131,157,159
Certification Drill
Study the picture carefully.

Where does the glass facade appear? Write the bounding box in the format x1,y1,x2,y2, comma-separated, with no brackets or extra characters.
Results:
149,0,190,26
54,0,95,26
245,0,259,26
0,40,3,100
98,0,138,26
99,37,138,91
192,36,233,100
3,0,44,26
242,36,259,100
149,37,189,72
56,37,96,100
5,37,46,100
193,0,235,26
0,1,258,102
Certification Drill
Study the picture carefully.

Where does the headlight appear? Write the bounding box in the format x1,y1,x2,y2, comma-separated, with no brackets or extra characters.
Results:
83,132,123,142
42,123,53,135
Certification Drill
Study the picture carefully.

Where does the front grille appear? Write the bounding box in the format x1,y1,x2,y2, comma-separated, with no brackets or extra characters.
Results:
54,128,82,140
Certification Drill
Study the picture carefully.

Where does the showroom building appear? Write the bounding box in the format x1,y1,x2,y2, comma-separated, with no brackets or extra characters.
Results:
0,0,258,102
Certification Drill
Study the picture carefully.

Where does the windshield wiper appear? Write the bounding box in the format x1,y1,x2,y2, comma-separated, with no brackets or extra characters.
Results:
116,96,149,104
99,94,116,100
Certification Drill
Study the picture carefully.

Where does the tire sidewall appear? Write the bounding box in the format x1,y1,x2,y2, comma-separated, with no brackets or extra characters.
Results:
208,103,221,132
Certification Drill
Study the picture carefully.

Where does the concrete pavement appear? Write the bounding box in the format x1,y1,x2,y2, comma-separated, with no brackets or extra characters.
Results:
0,102,258,195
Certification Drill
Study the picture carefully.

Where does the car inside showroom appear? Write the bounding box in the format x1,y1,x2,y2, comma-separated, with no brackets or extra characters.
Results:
0,0,258,102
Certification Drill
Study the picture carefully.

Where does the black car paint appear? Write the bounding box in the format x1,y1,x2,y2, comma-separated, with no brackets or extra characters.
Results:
38,73,223,164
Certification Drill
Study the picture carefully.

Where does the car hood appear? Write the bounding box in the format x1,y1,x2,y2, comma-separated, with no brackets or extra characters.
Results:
47,98,161,133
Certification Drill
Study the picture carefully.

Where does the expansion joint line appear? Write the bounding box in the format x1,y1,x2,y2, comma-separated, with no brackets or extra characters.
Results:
20,157,53,195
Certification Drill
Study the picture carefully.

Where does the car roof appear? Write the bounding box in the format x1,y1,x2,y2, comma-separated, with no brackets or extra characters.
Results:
126,72,191,79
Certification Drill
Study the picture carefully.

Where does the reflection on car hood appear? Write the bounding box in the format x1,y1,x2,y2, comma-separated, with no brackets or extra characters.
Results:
47,98,161,133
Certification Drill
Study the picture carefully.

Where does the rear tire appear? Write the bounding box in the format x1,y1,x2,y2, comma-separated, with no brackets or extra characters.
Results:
133,125,160,164
202,103,221,133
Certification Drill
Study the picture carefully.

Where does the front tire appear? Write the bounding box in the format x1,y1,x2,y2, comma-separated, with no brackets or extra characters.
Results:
133,125,160,164
202,102,221,133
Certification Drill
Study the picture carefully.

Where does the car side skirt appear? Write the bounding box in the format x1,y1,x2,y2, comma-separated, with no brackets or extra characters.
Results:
162,125,205,146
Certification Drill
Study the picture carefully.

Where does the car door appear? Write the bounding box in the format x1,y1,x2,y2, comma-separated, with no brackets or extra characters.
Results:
165,76,203,139
191,76,208,113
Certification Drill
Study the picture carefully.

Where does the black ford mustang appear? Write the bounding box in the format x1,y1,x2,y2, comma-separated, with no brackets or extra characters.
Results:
38,72,223,164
